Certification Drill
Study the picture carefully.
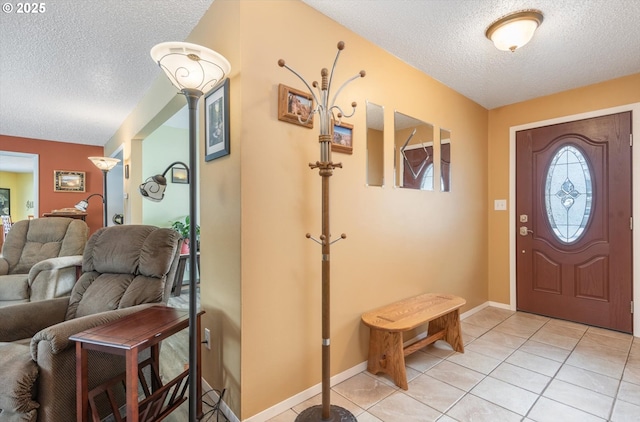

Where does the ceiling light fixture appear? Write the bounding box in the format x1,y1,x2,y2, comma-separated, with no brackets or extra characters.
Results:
485,9,543,52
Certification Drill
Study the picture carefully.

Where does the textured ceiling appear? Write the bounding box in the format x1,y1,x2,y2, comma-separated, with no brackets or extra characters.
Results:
0,0,213,147
1,0,639,158
303,0,640,109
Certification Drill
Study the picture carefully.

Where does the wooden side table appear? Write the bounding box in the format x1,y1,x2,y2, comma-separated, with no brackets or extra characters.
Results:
70,305,204,422
42,211,88,221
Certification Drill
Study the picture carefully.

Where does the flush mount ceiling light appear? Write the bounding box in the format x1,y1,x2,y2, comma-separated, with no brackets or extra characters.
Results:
485,9,543,52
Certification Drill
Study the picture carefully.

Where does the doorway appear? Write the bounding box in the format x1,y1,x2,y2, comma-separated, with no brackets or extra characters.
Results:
515,112,632,332
0,151,39,220
106,147,124,226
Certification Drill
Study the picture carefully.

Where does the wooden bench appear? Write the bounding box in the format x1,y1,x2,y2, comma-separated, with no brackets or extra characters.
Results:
361,293,466,389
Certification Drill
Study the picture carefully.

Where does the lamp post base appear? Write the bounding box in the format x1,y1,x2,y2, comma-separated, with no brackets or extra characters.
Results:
295,405,357,422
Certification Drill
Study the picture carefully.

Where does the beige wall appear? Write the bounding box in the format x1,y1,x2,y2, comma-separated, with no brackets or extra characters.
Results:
107,1,489,419
239,1,487,418
487,73,640,304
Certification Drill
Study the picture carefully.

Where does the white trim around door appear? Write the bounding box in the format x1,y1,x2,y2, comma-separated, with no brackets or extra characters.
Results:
509,102,640,337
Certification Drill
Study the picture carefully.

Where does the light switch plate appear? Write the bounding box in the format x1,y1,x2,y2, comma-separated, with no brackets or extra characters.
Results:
494,199,507,211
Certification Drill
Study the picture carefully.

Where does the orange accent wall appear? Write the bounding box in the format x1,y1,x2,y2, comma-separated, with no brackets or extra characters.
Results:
0,135,104,234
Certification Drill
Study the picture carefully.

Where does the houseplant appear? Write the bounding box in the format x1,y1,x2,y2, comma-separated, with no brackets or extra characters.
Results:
170,216,200,254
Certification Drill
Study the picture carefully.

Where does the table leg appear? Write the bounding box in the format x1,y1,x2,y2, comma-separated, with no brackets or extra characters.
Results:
76,342,89,422
125,349,139,421
151,343,161,392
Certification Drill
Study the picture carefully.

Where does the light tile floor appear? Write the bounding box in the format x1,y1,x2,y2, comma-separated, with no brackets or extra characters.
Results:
267,307,640,422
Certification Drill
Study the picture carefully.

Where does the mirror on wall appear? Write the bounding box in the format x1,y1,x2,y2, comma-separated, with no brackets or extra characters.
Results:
440,128,451,192
394,111,434,190
366,102,384,187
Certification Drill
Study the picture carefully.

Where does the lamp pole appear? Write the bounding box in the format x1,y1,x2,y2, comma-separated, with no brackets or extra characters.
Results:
151,41,230,422
101,169,108,227
184,88,201,421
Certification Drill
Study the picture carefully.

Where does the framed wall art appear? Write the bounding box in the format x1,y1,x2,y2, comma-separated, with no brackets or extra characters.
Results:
278,84,314,128
54,170,85,192
205,78,230,162
0,188,9,216
172,167,189,184
331,121,354,154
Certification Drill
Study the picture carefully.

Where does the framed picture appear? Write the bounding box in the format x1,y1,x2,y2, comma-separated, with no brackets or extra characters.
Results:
205,78,230,162
54,170,85,192
331,121,354,154
0,188,9,216
171,167,189,184
278,84,314,128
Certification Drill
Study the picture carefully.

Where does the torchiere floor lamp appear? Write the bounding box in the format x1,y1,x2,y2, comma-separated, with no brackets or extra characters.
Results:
88,156,120,227
279,41,365,422
150,41,230,421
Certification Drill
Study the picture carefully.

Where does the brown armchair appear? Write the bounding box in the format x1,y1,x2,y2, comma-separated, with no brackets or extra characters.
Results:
0,217,89,307
0,225,182,422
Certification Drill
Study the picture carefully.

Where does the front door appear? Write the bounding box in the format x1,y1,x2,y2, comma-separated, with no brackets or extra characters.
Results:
516,112,633,333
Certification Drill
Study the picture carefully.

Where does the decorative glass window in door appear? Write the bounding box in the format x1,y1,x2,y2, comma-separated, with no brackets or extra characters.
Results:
544,144,593,243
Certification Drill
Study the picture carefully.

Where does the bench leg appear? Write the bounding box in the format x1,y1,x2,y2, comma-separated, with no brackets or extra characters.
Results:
428,309,464,353
367,328,408,390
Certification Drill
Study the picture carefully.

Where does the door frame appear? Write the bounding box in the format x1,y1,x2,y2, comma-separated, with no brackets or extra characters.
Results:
508,102,640,336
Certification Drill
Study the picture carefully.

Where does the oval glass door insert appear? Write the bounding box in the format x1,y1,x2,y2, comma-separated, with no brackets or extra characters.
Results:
544,144,593,243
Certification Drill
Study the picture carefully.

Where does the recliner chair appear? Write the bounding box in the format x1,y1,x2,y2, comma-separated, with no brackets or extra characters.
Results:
0,225,182,422
0,217,88,307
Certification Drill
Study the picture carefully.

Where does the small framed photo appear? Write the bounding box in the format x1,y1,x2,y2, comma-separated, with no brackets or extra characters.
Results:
54,170,85,192
278,84,314,128
0,188,10,216
171,167,189,184
331,121,354,154
205,78,230,162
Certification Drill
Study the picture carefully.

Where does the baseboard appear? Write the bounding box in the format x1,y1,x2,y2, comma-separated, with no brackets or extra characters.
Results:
242,361,368,422
240,300,495,421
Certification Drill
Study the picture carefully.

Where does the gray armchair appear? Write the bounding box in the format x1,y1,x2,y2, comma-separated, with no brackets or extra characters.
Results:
0,217,88,307
0,225,182,422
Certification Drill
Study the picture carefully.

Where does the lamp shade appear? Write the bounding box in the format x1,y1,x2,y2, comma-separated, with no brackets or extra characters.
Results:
139,175,167,202
74,193,104,212
486,10,543,52
89,156,120,172
74,200,89,212
150,42,231,93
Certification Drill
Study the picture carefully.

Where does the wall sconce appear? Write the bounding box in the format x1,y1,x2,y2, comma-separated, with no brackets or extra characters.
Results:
139,161,189,202
74,193,104,212
485,9,543,52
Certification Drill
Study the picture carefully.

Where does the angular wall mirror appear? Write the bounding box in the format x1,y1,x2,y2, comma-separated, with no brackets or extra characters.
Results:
394,111,434,190
440,128,451,192
366,102,384,187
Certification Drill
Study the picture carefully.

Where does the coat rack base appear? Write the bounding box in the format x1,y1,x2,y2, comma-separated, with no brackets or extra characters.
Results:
295,405,357,422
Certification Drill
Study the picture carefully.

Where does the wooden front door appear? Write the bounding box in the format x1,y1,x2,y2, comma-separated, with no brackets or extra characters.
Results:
516,112,633,333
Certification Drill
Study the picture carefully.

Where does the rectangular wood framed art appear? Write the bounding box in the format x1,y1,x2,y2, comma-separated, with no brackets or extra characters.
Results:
205,78,230,162
54,170,85,192
171,167,189,184
278,84,314,128
0,188,10,216
331,121,354,154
